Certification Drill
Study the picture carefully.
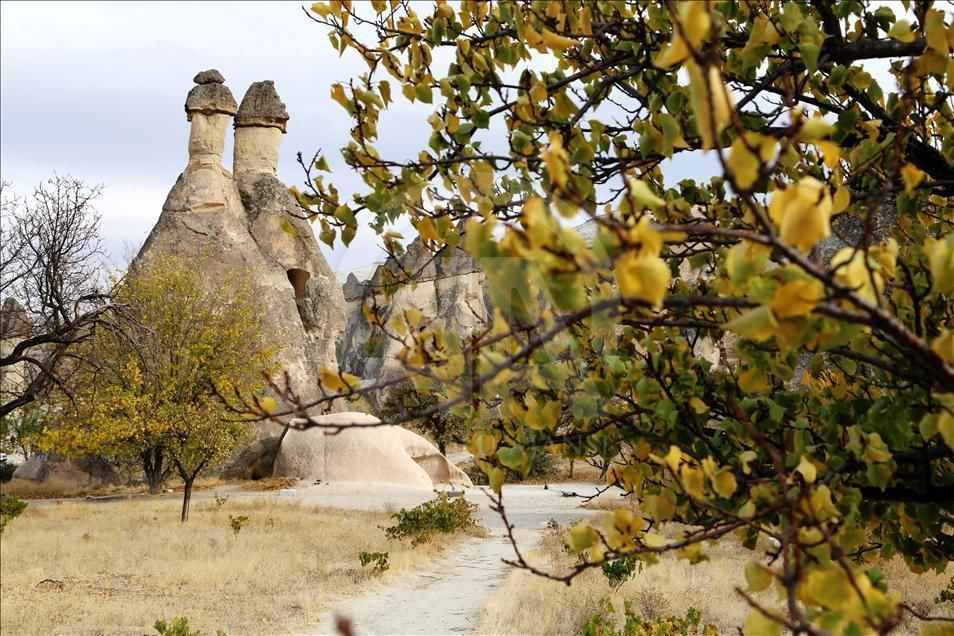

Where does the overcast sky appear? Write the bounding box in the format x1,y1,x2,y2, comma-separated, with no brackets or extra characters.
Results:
0,1,436,272
1,1,730,274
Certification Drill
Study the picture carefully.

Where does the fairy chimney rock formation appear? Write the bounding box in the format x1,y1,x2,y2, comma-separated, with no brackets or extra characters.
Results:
233,80,288,176
132,71,347,476
185,69,238,166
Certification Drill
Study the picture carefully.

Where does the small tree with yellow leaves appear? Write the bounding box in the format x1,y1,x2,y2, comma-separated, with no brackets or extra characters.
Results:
40,256,275,521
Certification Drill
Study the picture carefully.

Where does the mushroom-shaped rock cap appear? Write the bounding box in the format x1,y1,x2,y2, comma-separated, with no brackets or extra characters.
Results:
193,69,225,85
185,69,238,120
235,81,289,132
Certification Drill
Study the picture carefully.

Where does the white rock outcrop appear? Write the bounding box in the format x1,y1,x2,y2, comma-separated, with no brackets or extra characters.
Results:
274,412,472,487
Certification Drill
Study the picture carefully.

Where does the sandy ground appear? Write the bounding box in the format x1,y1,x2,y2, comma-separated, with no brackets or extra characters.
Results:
296,481,602,636
18,479,606,636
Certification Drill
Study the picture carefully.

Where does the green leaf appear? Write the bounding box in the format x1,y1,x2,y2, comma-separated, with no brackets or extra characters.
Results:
745,562,772,592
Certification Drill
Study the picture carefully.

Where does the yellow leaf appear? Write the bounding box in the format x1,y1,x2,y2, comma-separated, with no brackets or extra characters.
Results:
680,465,706,499
901,164,925,193
541,132,569,188
711,469,737,498
540,28,579,52
725,305,778,342
771,279,824,319
795,455,817,484
687,61,733,150
615,252,671,307
568,522,599,552
468,431,497,459
471,161,494,195
801,115,834,140
417,217,440,243
743,609,781,636
924,234,954,295
727,133,776,190
330,83,349,109
725,240,771,284
816,140,841,170
664,445,682,474
888,19,916,43
689,397,708,414
871,238,898,278
831,248,884,304
833,185,851,213
931,329,954,364
642,532,666,548
654,1,710,68
319,367,361,393
745,562,772,592
258,396,278,415
768,177,832,252
627,178,665,209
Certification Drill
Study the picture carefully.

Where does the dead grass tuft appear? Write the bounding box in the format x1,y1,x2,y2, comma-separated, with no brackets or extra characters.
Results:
477,523,951,635
0,496,460,635
240,476,300,491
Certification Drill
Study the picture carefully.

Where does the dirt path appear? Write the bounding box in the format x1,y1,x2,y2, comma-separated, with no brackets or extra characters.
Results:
305,482,602,636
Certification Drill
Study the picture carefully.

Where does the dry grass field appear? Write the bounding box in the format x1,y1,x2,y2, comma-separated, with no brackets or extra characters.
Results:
0,496,462,635
477,523,952,635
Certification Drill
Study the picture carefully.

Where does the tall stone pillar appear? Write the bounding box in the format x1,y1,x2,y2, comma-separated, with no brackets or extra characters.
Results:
233,81,289,175
184,70,238,167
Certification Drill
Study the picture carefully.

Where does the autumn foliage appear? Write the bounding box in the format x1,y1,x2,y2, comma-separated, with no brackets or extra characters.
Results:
291,0,954,632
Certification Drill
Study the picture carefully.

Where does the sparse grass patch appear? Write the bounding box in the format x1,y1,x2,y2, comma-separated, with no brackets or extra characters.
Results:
477,524,951,635
0,496,462,635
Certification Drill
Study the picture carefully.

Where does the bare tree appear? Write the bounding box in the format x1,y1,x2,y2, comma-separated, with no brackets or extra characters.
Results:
0,175,110,417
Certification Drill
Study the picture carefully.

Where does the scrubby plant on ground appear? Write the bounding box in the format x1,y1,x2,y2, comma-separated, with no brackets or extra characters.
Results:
0,461,17,483
0,494,27,532
384,493,481,546
582,602,718,636
154,617,225,636
358,550,390,575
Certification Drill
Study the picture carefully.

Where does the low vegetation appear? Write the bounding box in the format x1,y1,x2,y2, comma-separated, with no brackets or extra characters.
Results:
0,496,464,635
477,525,951,636
0,494,27,532
384,492,484,546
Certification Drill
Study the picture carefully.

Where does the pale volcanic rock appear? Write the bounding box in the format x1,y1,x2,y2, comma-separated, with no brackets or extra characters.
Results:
273,412,472,487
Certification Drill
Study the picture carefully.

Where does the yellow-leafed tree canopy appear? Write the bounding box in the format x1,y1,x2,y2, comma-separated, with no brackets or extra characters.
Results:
287,1,954,633
40,256,275,521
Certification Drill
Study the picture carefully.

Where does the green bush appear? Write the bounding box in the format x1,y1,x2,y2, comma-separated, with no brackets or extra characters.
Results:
358,550,390,574
601,555,643,588
581,601,717,636
0,494,27,533
228,515,249,536
384,493,479,546
154,617,225,636
0,461,17,483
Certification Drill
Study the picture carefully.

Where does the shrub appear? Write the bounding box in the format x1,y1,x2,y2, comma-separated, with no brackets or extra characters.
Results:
228,515,249,536
384,493,479,546
358,551,390,575
154,617,225,636
0,494,27,533
601,555,643,589
582,601,717,636
0,461,17,483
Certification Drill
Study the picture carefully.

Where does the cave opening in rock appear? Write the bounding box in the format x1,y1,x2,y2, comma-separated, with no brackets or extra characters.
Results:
286,268,310,299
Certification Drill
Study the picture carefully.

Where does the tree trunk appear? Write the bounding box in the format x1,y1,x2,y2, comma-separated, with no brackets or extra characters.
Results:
180,478,194,523
142,448,167,495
